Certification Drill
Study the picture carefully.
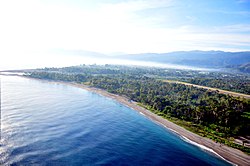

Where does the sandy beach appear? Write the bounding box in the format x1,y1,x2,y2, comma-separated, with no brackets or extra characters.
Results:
2,74,249,166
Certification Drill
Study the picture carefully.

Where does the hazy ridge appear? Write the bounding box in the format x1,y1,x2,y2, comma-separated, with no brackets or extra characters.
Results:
117,51,250,69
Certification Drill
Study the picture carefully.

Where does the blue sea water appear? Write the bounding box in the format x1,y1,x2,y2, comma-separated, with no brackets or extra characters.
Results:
0,76,232,165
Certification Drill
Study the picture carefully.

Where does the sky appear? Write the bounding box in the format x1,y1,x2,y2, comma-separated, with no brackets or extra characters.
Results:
0,0,250,69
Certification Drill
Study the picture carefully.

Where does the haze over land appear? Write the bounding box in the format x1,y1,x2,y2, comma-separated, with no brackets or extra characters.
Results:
0,0,250,70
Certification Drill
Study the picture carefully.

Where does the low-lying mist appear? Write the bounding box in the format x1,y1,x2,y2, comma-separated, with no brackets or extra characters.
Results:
1,53,214,71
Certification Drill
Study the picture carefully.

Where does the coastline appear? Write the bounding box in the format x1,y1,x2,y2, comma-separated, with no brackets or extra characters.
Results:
68,82,249,166
61,82,248,166
3,75,250,166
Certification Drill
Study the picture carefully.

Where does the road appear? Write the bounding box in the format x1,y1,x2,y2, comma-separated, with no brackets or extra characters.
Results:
164,80,250,99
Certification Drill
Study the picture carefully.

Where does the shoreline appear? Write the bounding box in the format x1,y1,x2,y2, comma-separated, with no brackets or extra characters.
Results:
3,75,250,165
66,82,249,166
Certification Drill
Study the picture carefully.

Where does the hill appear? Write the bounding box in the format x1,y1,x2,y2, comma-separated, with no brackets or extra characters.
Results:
118,51,250,69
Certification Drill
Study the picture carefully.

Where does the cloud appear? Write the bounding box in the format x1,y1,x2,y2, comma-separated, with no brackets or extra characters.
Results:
1,0,250,70
236,0,250,3
0,0,249,57
213,24,250,33
211,10,250,16
99,0,174,12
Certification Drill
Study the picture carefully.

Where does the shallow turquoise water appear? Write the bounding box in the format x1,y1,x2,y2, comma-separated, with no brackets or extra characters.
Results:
0,76,231,165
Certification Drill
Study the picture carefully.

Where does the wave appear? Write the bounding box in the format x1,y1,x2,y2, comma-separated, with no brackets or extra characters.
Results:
147,118,237,166
181,136,237,166
139,112,145,116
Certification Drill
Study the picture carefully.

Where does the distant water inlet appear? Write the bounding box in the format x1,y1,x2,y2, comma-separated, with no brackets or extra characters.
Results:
0,76,232,165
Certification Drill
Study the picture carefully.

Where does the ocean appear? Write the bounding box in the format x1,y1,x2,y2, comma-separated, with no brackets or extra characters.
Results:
0,76,231,165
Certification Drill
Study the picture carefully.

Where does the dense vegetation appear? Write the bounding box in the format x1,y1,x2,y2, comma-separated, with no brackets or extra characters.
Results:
30,65,250,94
227,62,250,73
26,65,250,153
89,76,249,133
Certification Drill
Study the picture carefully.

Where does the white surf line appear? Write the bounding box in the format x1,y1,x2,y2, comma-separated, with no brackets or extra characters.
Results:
147,117,181,136
165,127,180,135
181,136,237,166
136,113,237,166
139,112,145,116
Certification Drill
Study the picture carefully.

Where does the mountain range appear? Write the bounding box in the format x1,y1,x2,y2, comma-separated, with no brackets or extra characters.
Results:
53,49,250,72
117,51,250,69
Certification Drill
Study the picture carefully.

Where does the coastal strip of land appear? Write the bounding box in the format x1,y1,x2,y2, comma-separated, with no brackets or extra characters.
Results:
164,80,250,99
